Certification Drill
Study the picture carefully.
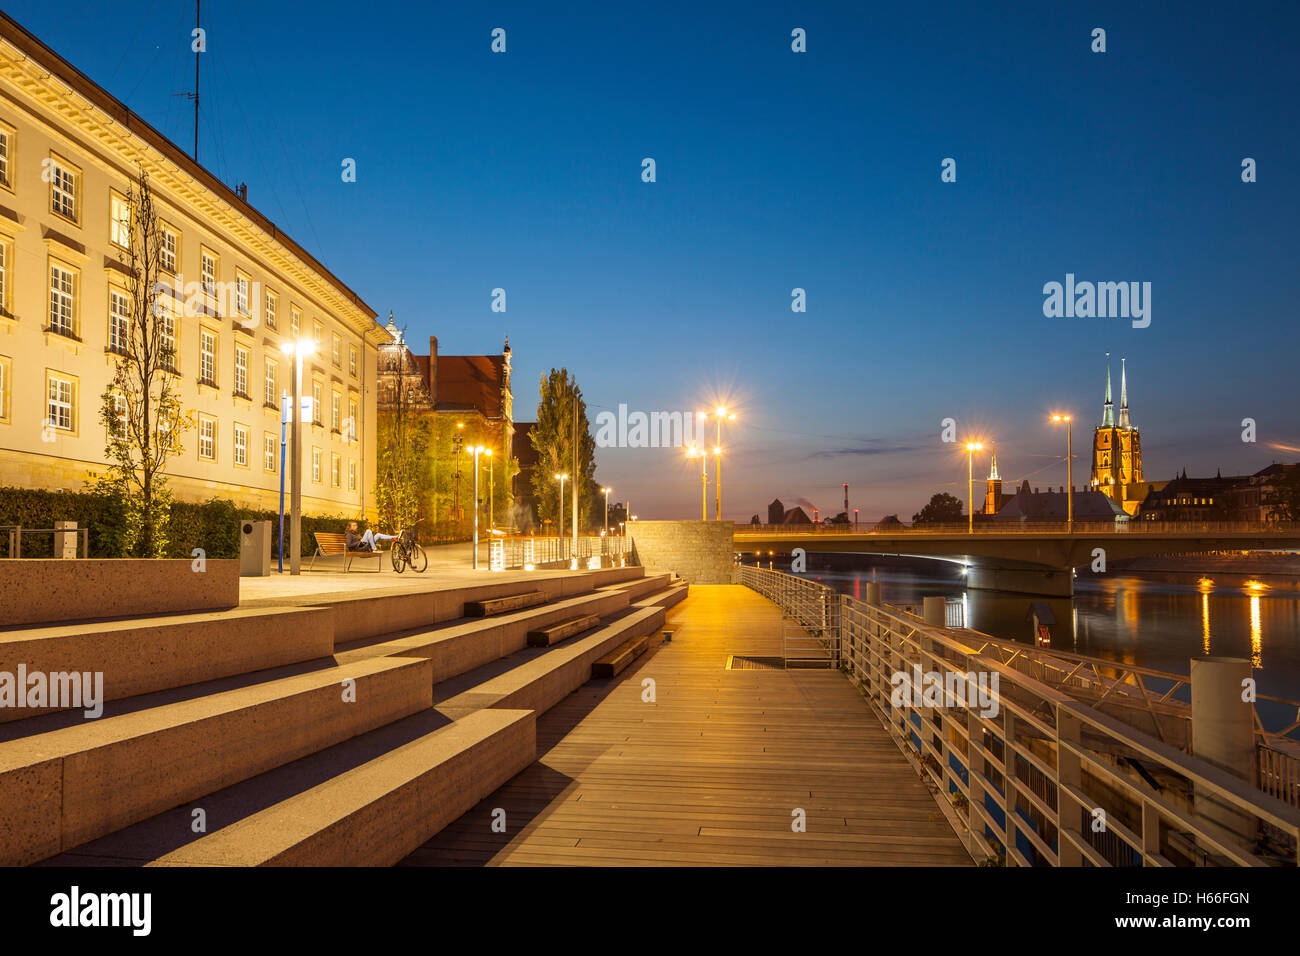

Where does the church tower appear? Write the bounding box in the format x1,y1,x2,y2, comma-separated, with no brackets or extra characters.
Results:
1090,354,1144,514
983,447,1004,516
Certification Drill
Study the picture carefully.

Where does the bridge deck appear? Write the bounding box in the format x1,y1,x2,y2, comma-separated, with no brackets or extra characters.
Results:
402,584,971,866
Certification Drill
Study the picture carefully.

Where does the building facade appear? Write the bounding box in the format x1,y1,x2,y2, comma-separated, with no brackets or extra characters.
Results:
1090,355,1148,515
0,14,384,517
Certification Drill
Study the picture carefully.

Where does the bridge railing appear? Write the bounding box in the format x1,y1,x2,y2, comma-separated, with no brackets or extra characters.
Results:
488,535,626,571
735,520,1300,535
733,564,1300,866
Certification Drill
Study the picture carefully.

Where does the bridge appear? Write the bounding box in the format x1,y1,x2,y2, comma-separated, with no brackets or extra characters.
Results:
732,522,1300,596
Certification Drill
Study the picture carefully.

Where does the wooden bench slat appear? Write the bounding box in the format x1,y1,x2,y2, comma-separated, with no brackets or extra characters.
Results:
527,614,600,648
464,591,546,617
592,634,650,679
310,532,382,573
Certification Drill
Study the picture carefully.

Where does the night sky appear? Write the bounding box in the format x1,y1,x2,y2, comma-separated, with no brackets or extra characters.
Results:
14,0,1298,520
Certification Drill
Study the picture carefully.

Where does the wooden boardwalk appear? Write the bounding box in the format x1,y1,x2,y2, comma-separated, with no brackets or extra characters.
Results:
402,584,971,866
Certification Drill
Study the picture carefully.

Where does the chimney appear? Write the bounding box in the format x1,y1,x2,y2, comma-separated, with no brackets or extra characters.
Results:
236,182,248,202
428,335,438,400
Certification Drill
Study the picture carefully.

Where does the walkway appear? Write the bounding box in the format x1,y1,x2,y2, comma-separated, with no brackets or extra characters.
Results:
402,584,971,865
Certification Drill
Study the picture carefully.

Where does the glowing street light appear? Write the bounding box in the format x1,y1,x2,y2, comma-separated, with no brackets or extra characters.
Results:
700,407,737,520
601,487,612,536
484,448,494,534
555,473,568,539
1052,414,1074,533
471,445,488,568
685,445,708,521
965,441,984,534
279,338,316,574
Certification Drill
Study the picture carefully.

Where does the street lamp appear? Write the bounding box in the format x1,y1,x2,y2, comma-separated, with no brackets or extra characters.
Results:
485,448,494,534
1052,414,1074,533
280,338,316,574
686,445,708,520
601,487,612,536
965,441,984,534
701,407,737,520
555,473,568,539
471,445,487,569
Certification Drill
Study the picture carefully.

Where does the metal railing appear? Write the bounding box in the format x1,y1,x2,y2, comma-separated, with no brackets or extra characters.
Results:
735,520,1300,536
1,525,89,559
733,564,1300,866
489,534,627,571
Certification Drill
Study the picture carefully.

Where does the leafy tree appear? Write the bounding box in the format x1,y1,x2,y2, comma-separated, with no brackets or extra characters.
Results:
95,167,191,557
912,492,964,526
375,343,431,534
1263,466,1300,522
529,369,598,532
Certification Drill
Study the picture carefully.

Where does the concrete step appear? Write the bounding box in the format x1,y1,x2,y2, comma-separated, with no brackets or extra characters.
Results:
635,581,689,611
527,613,599,647
592,634,651,679
464,591,546,617
334,587,636,681
146,708,536,866
0,655,433,866
436,605,666,720
0,605,334,724
602,572,674,603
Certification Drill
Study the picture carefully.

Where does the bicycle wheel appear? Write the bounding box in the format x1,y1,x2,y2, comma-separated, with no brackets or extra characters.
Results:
409,543,428,573
391,544,406,573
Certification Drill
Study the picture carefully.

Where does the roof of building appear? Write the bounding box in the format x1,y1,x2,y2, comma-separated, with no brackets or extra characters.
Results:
514,422,539,470
0,12,378,323
435,355,506,419
782,507,812,525
994,487,1126,521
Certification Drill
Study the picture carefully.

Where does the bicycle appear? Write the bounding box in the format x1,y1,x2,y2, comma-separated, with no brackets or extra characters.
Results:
390,520,427,574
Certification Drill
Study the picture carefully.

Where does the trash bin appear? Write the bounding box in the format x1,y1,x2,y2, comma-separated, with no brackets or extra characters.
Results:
239,520,272,576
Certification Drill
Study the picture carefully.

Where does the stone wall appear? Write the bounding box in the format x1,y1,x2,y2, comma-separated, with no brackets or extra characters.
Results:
630,520,733,584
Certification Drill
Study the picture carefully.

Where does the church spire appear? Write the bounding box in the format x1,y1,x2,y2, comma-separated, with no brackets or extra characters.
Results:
1102,352,1115,427
1118,357,1130,429
988,446,1000,481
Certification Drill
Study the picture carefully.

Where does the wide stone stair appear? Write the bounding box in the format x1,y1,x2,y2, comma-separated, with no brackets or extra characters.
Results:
0,565,686,866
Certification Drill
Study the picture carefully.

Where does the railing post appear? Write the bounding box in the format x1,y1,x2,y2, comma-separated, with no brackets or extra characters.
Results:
1056,705,1084,866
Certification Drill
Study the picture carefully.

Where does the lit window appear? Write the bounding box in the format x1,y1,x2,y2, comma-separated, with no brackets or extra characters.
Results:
347,459,356,491
109,289,130,354
200,329,216,385
313,322,322,349
198,416,215,459
264,358,278,406
312,382,322,425
348,346,357,377
156,296,177,371
50,157,78,220
235,272,250,316
0,238,9,313
331,390,341,431
331,453,340,487
160,224,178,273
201,249,218,295
110,193,132,248
234,424,247,466
109,392,127,440
347,398,357,441
265,290,277,329
48,263,76,336
234,345,249,397
0,127,11,188
264,433,277,472
0,355,10,423
46,374,74,431
312,447,321,483
332,333,341,367
291,307,301,338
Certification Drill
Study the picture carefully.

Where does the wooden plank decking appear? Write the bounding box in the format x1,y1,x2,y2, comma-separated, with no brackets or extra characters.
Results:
401,584,971,866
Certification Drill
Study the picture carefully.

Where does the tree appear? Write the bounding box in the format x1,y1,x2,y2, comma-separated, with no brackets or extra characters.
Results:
375,335,431,534
96,167,191,557
1263,466,1300,522
912,492,963,526
529,369,598,532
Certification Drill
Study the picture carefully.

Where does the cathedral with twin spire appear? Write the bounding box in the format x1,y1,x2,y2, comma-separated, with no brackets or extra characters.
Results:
1090,353,1145,516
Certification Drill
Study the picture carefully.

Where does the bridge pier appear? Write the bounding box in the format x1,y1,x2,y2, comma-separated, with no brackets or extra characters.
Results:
965,565,1074,598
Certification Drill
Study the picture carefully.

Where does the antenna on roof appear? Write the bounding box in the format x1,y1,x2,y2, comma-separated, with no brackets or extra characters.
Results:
190,0,201,160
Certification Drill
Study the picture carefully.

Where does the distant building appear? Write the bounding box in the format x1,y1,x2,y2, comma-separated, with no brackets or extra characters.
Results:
1137,469,1238,522
981,447,1017,516
513,420,538,524
1223,463,1299,523
1090,354,1151,516
782,506,812,525
767,498,785,525
993,480,1128,525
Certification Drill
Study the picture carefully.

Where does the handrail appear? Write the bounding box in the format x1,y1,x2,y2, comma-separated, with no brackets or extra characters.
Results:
735,520,1300,536
0,525,89,559
733,564,1300,866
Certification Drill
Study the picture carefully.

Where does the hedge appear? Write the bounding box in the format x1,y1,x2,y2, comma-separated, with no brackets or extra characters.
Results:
0,486,362,559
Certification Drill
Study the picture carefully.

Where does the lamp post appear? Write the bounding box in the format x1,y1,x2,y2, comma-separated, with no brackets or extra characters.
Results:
1052,414,1074,533
485,448,494,534
601,487,612,536
555,473,568,539
686,446,708,520
471,444,486,569
280,339,316,574
701,407,736,520
965,441,984,534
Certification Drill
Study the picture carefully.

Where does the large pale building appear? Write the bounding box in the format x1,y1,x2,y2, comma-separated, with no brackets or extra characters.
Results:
0,14,385,517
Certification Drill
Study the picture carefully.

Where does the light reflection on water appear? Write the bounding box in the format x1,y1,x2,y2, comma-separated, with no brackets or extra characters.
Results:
784,561,1300,701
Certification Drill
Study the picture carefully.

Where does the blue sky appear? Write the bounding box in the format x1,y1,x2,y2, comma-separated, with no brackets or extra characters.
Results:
14,0,1299,519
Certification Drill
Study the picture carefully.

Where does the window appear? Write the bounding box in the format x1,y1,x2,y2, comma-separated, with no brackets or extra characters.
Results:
159,222,178,273
347,398,358,441
331,390,341,431
46,372,74,432
264,290,277,330
264,357,278,406
235,271,251,317
0,235,12,315
332,333,341,367
201,248,218,296
234,424,248,466
290,307,301,338
200,328,216,386
312,447,321,483
312,381,322,425
264,433,277,472
109,391,127,441
234,345,249,398
156,296,177,371
109,289,130,354
331,453,340,487
347,459,356,491
110,192,132,248
50,155,79,221
0,124,12,189
198,415,215,459
0,355,12,424
48,262,77,337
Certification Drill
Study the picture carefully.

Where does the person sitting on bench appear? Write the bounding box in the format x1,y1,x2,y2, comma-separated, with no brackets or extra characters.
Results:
345,520,395,552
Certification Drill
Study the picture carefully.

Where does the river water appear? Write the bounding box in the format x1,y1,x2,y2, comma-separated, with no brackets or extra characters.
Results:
746,557,1300,704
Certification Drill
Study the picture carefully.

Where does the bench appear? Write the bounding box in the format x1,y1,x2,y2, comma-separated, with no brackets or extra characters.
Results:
464,591,546,617
592,633,650,679
309,532,383,572
527,613,600,647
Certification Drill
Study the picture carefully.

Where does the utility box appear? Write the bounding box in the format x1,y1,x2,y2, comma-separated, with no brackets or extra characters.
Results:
54,521,79,559
239,520,272,576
